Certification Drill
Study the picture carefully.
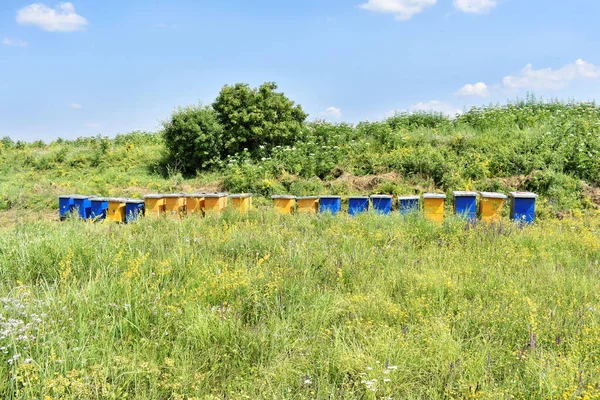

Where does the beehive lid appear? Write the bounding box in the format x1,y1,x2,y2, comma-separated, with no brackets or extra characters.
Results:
144,194,164,199
319,195,342,199
272,195,296,199
423,193,447,199
58,194,77,199
370,194,393,199
70,194,92,200
297,196,319,199
398,195,420,200
509,192,539,199
108,197,127,203
184,193,206,197
347,196,369,199
453,191,478,197
230,193,252,199
91,197,110,202
479,192,507,199
125,199,144,204
204,192,228,198
163,193,185,198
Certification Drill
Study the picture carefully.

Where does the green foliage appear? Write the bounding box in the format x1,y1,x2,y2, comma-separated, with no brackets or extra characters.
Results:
1,214,600,398
213,82,308,157
2,97,600,398
0,99,599,216
162,105,223,173
387,111,454,130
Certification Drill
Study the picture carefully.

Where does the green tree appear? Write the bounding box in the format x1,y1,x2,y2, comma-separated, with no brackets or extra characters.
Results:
162,105,223,173
212,82,308,156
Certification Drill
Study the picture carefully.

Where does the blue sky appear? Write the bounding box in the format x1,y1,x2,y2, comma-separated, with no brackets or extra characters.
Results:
1,0,600,141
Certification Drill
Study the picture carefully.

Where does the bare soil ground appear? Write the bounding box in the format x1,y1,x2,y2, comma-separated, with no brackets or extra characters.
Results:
582,184,600,208
332,172,400,191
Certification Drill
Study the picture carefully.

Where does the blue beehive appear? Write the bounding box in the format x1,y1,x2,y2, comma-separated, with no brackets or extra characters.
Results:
453,191,478,222
125,199,145,223
90,197,109,221
319,196,342,215
398,196,420,216
371,195,393,215
58,195,75,220
509,192,538,224
72,195,93,219
348,196,369,216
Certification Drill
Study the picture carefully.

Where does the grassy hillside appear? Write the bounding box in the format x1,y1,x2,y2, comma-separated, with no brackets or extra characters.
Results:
0,101,600,398
1,101,600,221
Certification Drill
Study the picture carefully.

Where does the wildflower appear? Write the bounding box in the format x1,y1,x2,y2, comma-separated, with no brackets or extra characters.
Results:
303,374,312,385
7,354,20,365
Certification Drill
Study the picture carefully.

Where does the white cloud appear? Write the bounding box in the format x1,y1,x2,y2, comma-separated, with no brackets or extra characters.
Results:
359,0,437,20
321,106,342,119
454,0,497,13
17,2,88,32
2,37,29,47
409,100,462,116
85,122,100,128
70,103,82,109
455,82,489,97
502,59,600,90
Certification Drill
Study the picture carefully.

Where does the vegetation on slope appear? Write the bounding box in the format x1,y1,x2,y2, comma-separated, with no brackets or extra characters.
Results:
1,98,599,219
1,95,600,398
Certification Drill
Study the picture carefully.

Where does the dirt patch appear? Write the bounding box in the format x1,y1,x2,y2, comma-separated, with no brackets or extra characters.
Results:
582,184,600,208
499,171,538,189
333,172,400,192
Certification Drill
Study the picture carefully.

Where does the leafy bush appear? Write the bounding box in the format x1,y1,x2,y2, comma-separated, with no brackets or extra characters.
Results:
213,82,308,157
162,105,223,173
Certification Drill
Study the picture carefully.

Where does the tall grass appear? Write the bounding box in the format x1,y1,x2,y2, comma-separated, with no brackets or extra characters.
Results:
1,100,600,398
0,212,599,398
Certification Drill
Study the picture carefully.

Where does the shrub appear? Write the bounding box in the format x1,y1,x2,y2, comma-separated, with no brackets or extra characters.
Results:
162,105,223,174
213,82,308,157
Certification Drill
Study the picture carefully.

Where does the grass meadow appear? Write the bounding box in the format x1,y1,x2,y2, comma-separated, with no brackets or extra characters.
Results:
1,101,600,398
0,211,599,399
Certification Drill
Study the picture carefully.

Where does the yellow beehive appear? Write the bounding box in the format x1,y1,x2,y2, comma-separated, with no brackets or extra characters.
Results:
272,195,296,214
478,192,507,223
107,198,127,223
297,196,319,214
230,194,252,213
423,193,446,223
185,194,205,216
164,194,186,220
204,193,228,214
144,194,165,218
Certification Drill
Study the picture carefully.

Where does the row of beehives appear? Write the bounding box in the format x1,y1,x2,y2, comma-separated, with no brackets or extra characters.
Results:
272,192,538,223
58,191,539,223
57,193,242,222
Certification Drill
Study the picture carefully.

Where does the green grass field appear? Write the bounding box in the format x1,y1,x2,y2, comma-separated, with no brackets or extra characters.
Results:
1,212,599,399
1,101,600,398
